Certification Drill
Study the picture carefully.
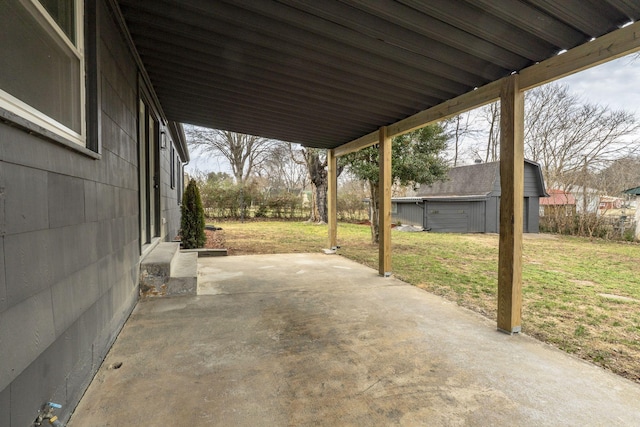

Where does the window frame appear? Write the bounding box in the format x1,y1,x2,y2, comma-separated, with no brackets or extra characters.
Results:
0,0,86,147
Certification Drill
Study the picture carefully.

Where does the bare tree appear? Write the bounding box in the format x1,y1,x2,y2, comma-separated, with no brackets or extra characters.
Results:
443,112,478,166
524,83,640,193
184,125,279,184
461,102,500,163
259,143,308,194
289,147,346,223
482,102,501,163
594,156,640,195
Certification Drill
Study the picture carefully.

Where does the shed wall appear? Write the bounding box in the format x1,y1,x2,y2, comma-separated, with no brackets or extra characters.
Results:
492,162,543,198
393,202,423,227
486,196,500,233
425,201,474,232
0,2,183,425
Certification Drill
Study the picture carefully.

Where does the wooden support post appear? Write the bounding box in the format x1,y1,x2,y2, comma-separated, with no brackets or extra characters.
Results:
497,75,524,334
327,149,338,249
378,127,392,276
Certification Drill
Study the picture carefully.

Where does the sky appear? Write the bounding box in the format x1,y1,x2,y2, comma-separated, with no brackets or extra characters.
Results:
559,54,639,115
185,53,640,175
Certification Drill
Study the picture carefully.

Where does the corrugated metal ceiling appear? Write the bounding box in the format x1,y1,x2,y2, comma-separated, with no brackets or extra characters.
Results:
117,0,640,149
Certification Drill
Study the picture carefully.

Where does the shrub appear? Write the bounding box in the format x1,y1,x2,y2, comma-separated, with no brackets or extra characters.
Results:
181,179,206,249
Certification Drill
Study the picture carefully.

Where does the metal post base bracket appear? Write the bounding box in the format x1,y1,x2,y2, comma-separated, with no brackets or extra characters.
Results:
497,326,522,335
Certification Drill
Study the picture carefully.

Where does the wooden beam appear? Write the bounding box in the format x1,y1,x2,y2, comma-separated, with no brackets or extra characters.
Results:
378,127,392,276
334,21,640,158
520,20,640,91
497,75,524,334
333,130,378,157
387,78,503,137
327,149,338,249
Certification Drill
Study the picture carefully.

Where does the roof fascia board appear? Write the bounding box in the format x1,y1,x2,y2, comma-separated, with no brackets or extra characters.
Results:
334,20,640,157
168,121,189,162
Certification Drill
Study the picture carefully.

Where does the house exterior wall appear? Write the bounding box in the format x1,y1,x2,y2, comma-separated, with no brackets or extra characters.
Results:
160,143,183,241
0,2,184,425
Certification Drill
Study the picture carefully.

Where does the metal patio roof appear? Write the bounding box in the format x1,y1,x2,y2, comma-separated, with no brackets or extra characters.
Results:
116,0,640,149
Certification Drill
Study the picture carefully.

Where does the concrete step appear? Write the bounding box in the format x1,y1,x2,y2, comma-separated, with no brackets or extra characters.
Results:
180,248,228,257
140,242,198,297
167,252,198,295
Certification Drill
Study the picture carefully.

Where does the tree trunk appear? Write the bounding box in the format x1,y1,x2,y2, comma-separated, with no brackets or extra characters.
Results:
369,181,380,244
304,150,328,223
316,181,328,224
308,184,320,222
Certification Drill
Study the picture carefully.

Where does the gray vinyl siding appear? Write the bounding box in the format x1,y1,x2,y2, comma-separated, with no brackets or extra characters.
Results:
161,143,182,241
492,197,539,233
393,202,423,227
468,201,486,232
486,197,500,233
524,164,541,196
493,161,541,198
528,197,540,232
0,1,183,424
425,202,471,232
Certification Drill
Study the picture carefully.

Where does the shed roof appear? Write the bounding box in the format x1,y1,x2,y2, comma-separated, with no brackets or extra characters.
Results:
416,162,499,198
415,160,547,198
623,186,640,196
115,1,640,149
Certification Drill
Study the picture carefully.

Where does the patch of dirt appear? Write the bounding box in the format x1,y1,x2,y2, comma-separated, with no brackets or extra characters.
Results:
598,293,638,303
204,229,226,249
570,279,595,286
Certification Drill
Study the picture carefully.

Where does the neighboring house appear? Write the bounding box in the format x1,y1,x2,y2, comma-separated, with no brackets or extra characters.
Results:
540,189,577,217
0,2,188,425
598,196,624,211
392,160,547,233
573,187,602,214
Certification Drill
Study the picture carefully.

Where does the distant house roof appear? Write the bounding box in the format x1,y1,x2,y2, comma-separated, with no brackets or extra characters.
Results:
415,159,547,198
623,186,640,196
540,189,576,206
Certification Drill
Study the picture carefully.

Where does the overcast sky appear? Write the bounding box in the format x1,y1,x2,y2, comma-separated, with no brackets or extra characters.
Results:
185,53,640,175
559,54,639,115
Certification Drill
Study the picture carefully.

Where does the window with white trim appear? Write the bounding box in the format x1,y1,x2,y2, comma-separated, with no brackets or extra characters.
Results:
0,0,85,146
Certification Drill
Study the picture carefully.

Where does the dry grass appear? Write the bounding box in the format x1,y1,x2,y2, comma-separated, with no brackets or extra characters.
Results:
207,220,640,383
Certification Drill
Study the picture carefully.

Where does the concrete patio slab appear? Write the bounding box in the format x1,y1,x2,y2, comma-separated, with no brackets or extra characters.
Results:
69,253,640,426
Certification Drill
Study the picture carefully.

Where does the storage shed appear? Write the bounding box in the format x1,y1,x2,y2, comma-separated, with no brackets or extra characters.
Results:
393,160,547,233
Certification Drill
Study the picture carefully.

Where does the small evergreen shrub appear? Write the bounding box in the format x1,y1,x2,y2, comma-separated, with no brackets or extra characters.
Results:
181,179,206,249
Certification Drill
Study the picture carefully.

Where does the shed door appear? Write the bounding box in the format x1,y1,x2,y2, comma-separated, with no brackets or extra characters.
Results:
425,202,471,232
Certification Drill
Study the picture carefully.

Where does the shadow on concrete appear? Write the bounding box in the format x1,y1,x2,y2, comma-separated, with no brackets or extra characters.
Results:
69,253,640,426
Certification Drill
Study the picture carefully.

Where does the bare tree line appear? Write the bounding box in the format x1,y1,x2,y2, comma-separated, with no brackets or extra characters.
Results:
184,78,640,228
444,83,640,197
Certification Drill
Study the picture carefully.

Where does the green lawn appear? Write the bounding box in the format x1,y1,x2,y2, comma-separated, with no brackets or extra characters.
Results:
213,220,640,383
